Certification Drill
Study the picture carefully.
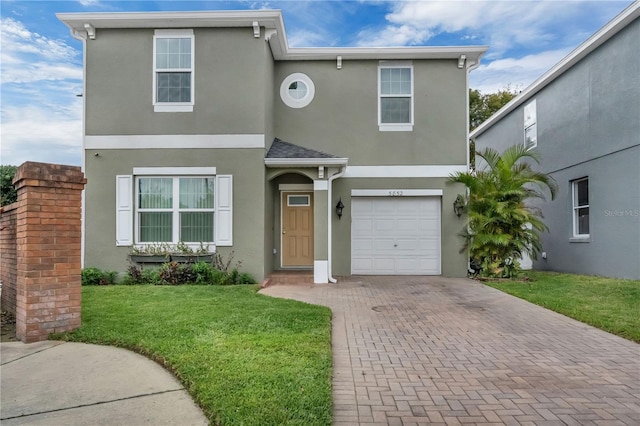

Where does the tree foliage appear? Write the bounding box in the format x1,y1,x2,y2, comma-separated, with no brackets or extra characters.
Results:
449,144,557,278
469,87,517,130
1,165,18,206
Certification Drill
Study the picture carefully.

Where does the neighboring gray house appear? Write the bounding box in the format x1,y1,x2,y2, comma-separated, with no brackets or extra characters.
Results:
58,10,487,283
471,3,639,280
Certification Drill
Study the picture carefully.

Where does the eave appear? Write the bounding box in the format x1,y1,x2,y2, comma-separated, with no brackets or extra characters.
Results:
56,10,487,67
265,158,349,168
470,2,639,139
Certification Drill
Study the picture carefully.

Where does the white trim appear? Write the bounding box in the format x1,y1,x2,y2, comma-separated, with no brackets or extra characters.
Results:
571,177,590,238
154,29,194,37
351,189,443,197
265,157,349,167
471,2,639,139
280,73,315,108
314,260,328,284
153,29,195,111
279,190,314,269
133,167,216,175
314,180,328,191
343,165,466,178
379,124,414,132
378,62,414,131
58,11,488,62
86,134,265,149
278,184,313,191
154,105,194,113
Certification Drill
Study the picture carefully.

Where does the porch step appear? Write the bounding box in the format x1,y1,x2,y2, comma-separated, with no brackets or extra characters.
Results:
262,270,314,288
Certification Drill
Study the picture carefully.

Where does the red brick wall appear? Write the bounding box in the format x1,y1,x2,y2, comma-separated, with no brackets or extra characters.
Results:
4,162,87,343
0,203,18,315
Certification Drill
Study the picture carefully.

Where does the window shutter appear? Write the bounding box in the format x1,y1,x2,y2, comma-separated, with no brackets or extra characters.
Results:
215,175,233,246
116,175,133,246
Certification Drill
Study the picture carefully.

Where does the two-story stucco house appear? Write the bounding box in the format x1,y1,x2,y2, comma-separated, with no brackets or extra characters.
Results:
471,3,639,280
58,10,487,283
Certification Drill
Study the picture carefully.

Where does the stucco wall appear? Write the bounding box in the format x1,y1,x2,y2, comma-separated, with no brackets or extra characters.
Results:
331,178,468,277
474,18,640,279
273,59,467,165
85,27,269,135
84,148,267,281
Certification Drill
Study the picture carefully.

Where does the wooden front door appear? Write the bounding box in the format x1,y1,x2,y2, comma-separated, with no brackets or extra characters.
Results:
282,192,314,267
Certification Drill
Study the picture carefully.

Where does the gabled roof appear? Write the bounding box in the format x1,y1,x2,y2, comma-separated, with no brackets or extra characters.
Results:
266,138,337,159
265,139,347,168
56,10,487,67
470,2,640,139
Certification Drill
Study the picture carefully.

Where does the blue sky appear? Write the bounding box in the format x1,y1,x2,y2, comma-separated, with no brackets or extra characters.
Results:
0,0,634,166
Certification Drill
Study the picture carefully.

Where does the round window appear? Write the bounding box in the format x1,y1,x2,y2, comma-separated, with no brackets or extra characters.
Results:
280,73,315,108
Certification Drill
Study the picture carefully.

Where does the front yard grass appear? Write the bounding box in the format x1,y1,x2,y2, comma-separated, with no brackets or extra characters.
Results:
54,285,332,426
485,271,640,343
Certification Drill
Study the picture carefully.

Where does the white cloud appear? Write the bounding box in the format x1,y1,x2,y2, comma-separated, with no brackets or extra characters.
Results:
288,30,331,47
0,17,83,166
470,48,571,93
356,24,433,47
0,105,82,166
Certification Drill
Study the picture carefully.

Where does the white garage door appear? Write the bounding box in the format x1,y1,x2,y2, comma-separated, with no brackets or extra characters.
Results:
351,197,441,275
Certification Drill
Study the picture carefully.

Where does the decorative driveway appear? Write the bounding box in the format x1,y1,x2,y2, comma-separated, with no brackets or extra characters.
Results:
261,276,640,425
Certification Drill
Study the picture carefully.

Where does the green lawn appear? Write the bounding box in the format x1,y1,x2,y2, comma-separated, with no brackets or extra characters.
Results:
54,285,332,426
485,271,640,342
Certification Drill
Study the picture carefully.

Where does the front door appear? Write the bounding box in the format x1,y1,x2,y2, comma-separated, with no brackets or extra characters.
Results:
282,192,314,267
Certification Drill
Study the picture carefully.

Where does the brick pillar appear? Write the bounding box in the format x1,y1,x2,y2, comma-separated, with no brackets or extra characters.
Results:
14,162,87,343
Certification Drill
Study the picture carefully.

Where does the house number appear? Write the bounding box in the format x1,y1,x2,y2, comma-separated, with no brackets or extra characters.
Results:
388,190,403,196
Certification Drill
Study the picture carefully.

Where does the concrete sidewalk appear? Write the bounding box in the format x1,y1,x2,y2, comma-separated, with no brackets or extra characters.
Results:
0,341,208,425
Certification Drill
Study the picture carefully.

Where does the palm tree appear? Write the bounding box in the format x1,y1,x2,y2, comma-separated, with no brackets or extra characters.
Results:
450,144,557,278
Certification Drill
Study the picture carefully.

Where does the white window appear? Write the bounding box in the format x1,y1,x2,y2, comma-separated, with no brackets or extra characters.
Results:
153,29,194,112
137,177,214,244
572,178,589,238
116,170,232,247
378,62,414,131
280,73,315,108
524,99,537,150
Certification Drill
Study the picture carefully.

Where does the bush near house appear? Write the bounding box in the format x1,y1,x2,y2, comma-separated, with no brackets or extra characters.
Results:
450,144,557,278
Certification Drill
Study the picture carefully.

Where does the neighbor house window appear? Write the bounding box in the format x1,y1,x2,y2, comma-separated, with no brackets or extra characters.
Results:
378,62,413,131
137,176,214,243
153,29,194,112
524,99,537,150
572,178,589,237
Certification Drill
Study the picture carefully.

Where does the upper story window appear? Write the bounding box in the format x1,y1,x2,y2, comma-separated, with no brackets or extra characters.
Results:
571,177,589,239
524,99,537,150
153,29,194,112
280,73,315,108
378,62,413,132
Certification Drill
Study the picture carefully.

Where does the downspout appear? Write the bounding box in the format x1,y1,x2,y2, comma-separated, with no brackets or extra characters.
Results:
327,166,346,283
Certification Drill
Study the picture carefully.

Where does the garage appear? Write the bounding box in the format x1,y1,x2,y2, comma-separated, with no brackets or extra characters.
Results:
351,196,441,275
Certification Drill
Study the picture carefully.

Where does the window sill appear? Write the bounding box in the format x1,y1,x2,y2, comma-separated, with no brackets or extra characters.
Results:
154,104,194,113
570,236,590,243
379,124,413,132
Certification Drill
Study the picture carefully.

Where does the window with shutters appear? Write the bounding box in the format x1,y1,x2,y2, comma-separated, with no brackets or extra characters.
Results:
115,170,232,247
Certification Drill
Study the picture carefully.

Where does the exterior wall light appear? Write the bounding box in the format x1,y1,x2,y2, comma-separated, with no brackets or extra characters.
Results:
453,194,466,217
336,198,345,219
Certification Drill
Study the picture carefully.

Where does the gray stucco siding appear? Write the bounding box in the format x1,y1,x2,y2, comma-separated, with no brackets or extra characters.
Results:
273,60,468,166
330,177,468,277
535,147,640,279
474,17,640,279
83,148,267,281
85,28,270,136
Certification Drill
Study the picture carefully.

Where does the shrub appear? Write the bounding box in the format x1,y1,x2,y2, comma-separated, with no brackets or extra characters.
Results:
1,165,18,206
122,258,255,285
82,267,117,286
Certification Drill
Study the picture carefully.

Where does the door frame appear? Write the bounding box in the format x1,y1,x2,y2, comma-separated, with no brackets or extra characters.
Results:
280,190,314,269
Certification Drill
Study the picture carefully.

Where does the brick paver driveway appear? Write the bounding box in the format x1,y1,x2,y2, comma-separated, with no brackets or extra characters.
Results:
261,276,640,425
